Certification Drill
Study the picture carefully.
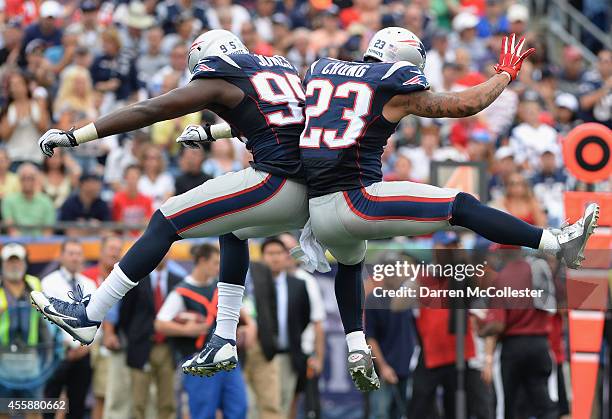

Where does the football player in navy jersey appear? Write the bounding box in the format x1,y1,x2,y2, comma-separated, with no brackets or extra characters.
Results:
32,30,310,377
300,28,599,391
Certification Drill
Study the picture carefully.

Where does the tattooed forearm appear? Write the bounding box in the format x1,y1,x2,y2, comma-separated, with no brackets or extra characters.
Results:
405,74,510,118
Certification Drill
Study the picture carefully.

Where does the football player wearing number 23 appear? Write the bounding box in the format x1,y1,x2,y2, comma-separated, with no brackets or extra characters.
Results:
299,28,599,391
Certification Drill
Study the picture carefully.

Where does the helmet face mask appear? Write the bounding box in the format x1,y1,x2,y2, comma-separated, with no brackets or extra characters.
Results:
364,27,426,70
188,29,249,73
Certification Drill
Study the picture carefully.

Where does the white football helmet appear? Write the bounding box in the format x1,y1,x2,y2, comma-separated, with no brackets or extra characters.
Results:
188,29,249,73
364,27,426,70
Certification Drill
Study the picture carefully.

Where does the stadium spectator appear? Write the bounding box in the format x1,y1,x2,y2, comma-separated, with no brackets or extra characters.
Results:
68,0,102,54
450,12,488,71
492,172,547,227
137,27,168,82
477,0,509,38
2,163,55,237
558,46,585,97
554,93,582,136
578,49,612,128
241,21,273,56
103,130,148,188
509,96,559,172
384,150,415,182
121,258,181,419
83,234,124,419
137,144,175,210
531,148,568,227
404,131,440,183
90,27,140,114
111,164,153,233
22,38,56,88
156,243,253,419
174,147,212,195
309,6,348,58
260,237,317,417
160,13,197,56
507,3,529,37
278,233,326,418
42,239,96,419
0,71,49,167
54,65,104,173
0,148,20,200
270,13,292,55
156,0,208,35
365,253,416,419
202,139,243,178
205,0,251,36
83,234,127,417
117,2,154,60
151,74,201,157
243,261,283,419
424,29,453,91
489,146,516,202
0,243,49,402
41,148,80,209
22,0,63,52
480,250,557,419
149,43,190,97
286,28,316,75
0,19,23,69
59,173,111,236
410,231,487,419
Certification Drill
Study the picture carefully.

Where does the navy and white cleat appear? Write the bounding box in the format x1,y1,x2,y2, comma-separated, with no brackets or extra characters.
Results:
182,334,238,377
347,348,380,392
31,285,100,345
557,202,600,269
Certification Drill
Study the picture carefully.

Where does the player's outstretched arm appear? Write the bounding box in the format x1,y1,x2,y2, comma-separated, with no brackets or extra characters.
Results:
393,33,535,120
400,74,511,118
39,79,243,157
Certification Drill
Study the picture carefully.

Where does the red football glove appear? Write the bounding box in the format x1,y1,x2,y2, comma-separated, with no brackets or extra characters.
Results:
493,33,536,82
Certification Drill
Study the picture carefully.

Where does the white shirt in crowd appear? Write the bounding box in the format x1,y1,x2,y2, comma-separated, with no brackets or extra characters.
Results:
274,271,290,350
138,173,175,210
510,123,560,170
157,275,203,321
292,268,326,356
41,267,98,345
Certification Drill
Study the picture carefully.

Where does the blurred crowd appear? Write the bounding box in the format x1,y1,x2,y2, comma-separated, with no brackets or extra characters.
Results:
0,0,608,238
0,0,610,418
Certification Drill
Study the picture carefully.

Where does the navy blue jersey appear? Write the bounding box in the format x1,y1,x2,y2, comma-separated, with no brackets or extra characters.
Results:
191,54,305,179
300,58,429,197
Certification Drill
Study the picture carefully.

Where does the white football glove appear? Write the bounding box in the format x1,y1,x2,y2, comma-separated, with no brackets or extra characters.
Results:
176,124,213,149
39,128,78,157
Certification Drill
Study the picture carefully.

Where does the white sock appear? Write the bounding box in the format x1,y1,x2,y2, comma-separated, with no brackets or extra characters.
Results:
346,331,368,352
538,229,561,256
214,283,245,341
86,265,137,322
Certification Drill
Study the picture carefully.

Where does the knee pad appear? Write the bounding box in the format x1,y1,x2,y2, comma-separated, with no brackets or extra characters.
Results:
146,210,181,241
450,192,481,225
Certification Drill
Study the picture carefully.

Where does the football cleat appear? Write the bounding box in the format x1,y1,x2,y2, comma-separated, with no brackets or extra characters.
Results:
347,348,380,392
182,334,238,377
557,202,600,269
31,285,100,345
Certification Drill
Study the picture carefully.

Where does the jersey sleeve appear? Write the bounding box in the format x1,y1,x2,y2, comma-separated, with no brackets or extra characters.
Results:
189,55,245,82
379,61,430,95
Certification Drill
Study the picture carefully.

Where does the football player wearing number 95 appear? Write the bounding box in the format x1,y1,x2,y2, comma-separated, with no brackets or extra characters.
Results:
299,28,600,391
32,30,311,377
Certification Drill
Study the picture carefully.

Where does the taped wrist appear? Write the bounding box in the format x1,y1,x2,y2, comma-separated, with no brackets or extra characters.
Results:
73,122,99,145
